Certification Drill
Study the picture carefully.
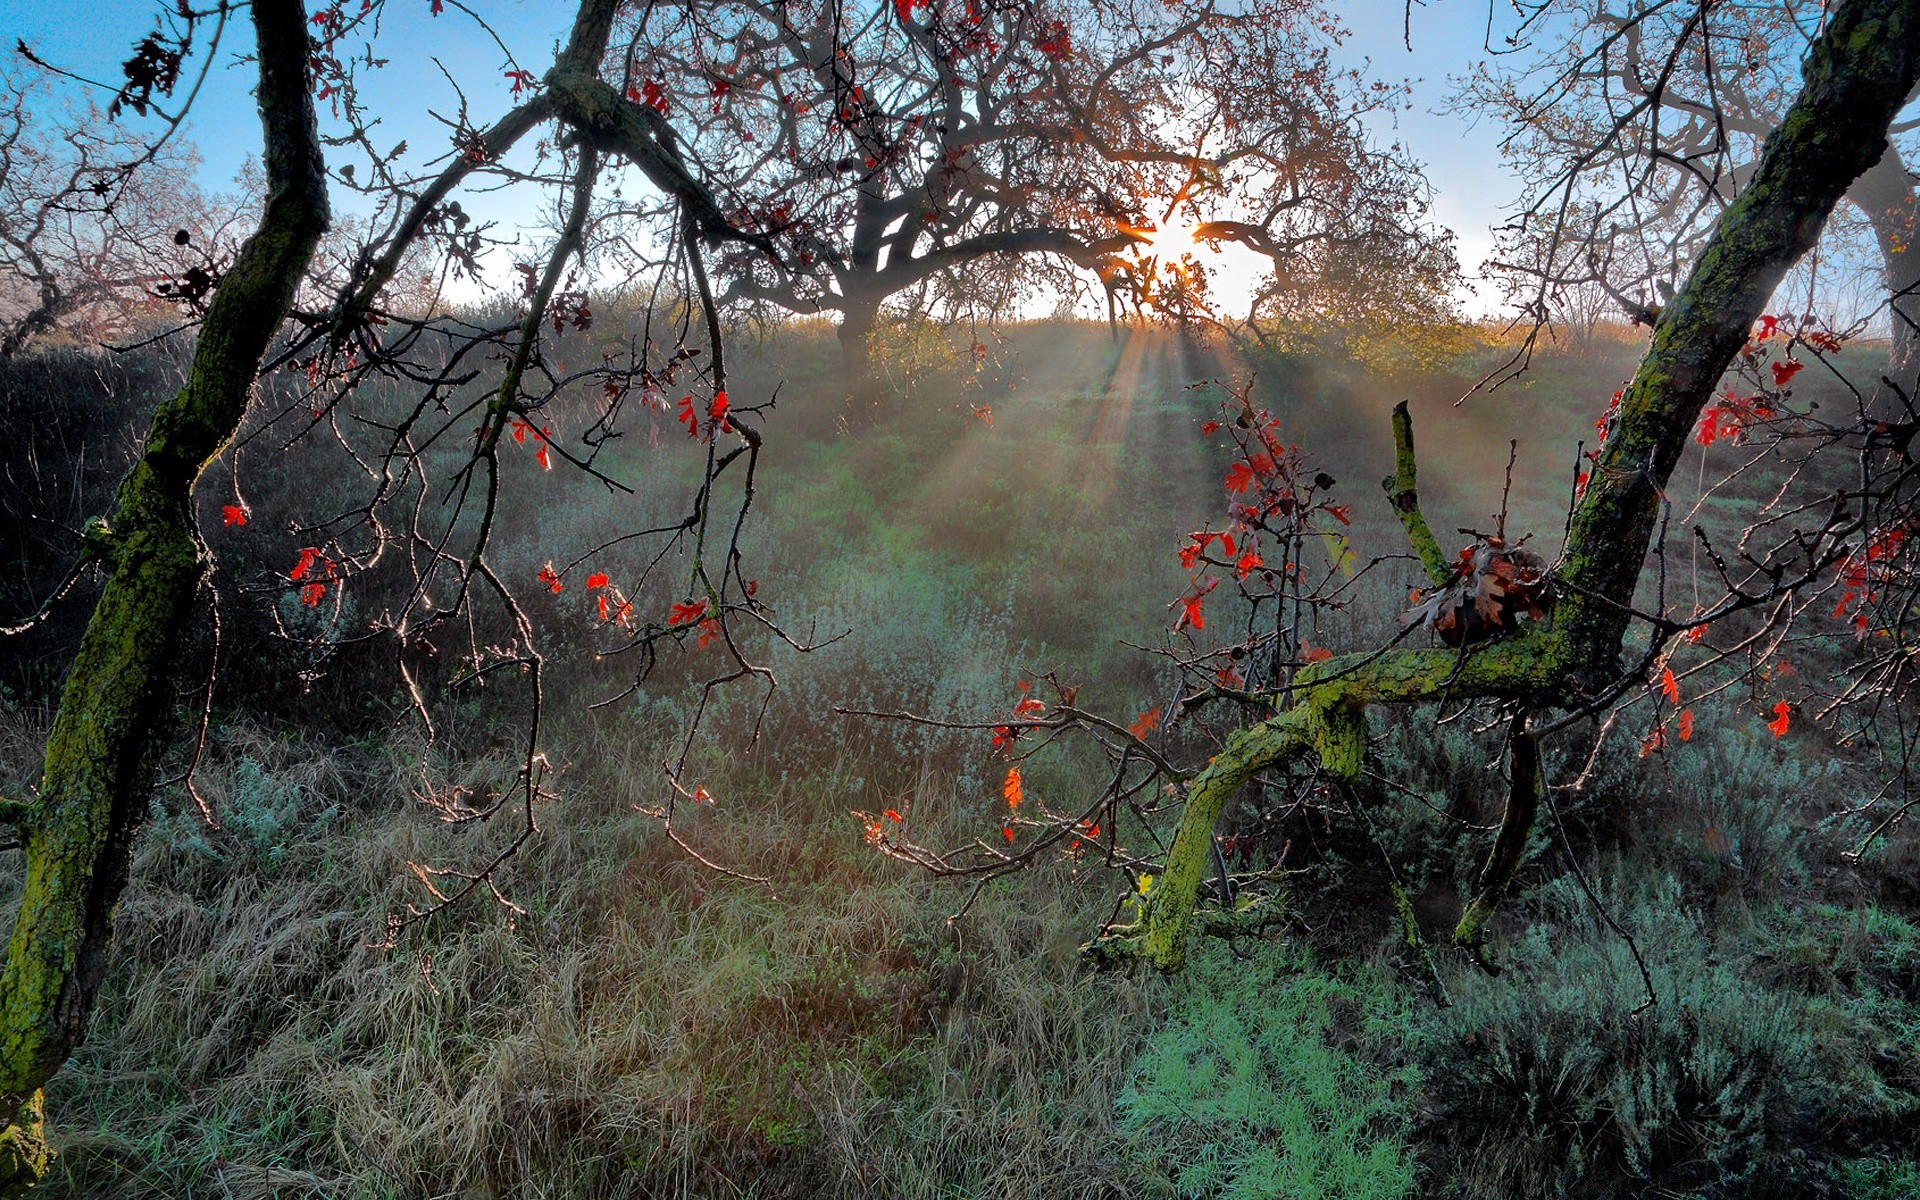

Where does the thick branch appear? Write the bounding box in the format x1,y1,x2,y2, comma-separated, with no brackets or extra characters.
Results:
1382,400,1452,588
1454,711,1541,950
1107,633,1568,971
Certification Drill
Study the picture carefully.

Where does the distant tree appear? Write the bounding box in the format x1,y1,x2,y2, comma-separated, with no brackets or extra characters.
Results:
604,0,1458,385
0,63,234,359
1460,0,1920,388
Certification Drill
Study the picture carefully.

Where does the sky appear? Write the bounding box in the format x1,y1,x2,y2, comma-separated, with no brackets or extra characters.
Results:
2,0,1520,315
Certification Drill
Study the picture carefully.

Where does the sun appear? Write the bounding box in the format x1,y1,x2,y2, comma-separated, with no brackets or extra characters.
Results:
1139,216,1201,261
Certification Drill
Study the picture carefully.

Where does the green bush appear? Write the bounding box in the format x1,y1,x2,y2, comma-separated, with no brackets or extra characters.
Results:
1118,942,1418,1200
1418,873,1877,1199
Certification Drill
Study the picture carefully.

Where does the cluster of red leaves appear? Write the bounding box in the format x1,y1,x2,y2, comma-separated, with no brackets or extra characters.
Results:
584,570,637,628
627,78,670,114
856,806,905,846
1638,655,1792,757
1401,538,1552,647
548,292,593,337
1170,403,1344,683
676,390,732,441
510,417,555,470
289,546,339,607
988,678,1051,756
1695,389,1776,447
1831,523,1910,635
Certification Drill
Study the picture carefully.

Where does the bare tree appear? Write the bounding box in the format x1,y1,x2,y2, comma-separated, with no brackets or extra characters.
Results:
591,0,1457,384
1462,0,1920,389
0,62,237,359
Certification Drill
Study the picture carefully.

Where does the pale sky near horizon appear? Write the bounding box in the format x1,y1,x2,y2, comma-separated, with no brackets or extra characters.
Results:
3,0,1520,314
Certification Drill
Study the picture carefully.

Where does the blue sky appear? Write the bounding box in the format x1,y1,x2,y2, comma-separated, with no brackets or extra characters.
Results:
3,0,1517,313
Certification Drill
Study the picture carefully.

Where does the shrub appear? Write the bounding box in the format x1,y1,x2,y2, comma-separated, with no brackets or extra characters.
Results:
1418,873,1861,1199
1118,942,1419,1200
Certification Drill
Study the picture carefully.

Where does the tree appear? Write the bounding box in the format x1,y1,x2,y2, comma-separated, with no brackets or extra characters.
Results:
602,0,1457,383
864,0,1920,978
0,0,781,1185
1462,0,1920,388
0,60,235,359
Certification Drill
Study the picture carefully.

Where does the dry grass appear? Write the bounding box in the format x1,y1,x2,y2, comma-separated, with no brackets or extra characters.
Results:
18,711,1169,1199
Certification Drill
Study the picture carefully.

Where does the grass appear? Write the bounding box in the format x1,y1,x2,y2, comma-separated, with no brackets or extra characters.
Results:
6,319,1920,1197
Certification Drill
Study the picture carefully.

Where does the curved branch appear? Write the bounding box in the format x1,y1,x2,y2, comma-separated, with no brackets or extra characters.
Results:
1383,400,1452,588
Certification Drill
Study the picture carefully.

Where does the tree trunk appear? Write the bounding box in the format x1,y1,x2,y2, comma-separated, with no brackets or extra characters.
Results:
0,2,328,1189
1850,145,1920,400
837,291,881,399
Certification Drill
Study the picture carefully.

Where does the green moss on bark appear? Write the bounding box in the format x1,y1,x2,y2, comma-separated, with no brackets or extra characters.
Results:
0,2,328,1190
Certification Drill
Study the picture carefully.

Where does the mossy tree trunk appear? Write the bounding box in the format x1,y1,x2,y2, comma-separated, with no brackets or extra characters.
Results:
0,1,329,1189
1098,0,1920,972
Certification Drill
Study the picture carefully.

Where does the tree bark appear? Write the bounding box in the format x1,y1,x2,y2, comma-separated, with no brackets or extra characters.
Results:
0,1,328,1189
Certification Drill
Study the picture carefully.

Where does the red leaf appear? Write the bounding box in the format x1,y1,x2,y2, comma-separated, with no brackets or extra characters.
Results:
1200,420,1221,434
1128,707,1162,738
597,594,610,622
973,404,993,426
697,616,722,648
692,786,713,804
1696,408,1722,446
1002,825,1014,842
1660,666,1679,705
535,440,551,470
300,581,326,606
884,808,903,822
1301,645,1333,664
676,395,698,438
1767,700,1791,738
585,572,610,589
1236,551,1263,580
1677,709,1695,741
1771,358,1803,387
222,504,248,527
669,598,708,626
1223,460,1257,494
289,547,320,581
537,562,562,593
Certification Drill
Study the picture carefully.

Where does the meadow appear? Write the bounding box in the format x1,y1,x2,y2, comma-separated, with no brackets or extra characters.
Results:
3,318,1918,1198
